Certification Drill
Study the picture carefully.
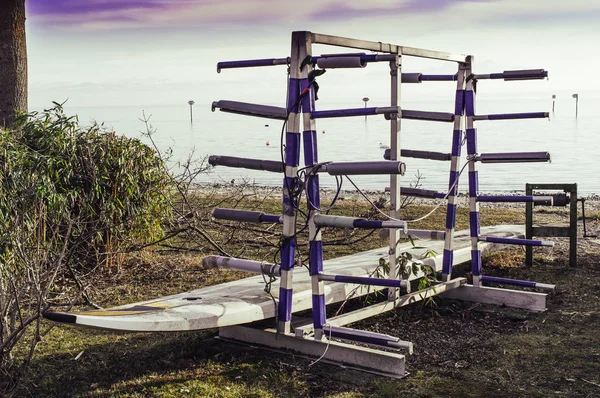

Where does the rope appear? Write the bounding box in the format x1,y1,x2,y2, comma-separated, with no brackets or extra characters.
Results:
308,324,333,367
344,160,470,224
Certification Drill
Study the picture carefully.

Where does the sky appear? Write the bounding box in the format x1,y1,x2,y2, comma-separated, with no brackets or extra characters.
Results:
26,0,600,109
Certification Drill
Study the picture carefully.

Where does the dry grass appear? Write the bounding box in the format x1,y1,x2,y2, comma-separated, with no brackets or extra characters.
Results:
12,195,600,397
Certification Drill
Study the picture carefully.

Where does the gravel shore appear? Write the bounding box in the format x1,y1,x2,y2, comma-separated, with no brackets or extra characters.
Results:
197,182,600,212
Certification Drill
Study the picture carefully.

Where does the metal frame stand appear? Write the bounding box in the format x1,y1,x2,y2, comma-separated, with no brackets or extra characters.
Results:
526,183,577,267
208,30,556,378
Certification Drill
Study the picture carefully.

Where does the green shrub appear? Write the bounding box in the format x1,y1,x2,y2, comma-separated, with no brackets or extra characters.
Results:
0,103,173,392
0,103,172,269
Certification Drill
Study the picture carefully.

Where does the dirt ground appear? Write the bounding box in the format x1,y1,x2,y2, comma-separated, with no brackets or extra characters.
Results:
16,194,600,397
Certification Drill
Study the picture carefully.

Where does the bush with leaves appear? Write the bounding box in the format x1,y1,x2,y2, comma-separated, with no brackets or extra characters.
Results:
0,103,172,392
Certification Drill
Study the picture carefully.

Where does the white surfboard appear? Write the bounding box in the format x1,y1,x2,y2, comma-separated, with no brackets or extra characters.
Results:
44,225,524,332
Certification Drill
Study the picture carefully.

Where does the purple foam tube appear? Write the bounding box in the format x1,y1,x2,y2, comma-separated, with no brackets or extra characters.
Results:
217,57,290,72
478,152,550,163
208,155,284,173
402,109,455,122
384,149,451,161
326,161,405,175
478,236,554,247
481,275,554,290
319,273,403,288
419,74,458,81
212,208,282,223
475,112,549,121
477,195,553,205
326,325,411,351
202,256,281,277
211,100,288,120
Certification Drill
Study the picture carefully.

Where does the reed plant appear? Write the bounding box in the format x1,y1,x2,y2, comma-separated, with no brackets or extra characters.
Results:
0,103,172,392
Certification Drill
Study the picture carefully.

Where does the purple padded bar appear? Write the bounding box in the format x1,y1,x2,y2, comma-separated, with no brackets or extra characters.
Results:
212,100,288,120
311,53,396,66
478,236,554,247
202,256,281,277
481,275,555,290
326,161,405,176
401,73,422,83
212,208,282,223
399,187,446,199
477,195,553,205
384,148,451,161
402,109,455,122
217,57,290,72
208,155,284,173
314,214,407,230
419,74,458,81
319,273,403,288
474,69,548,81
474,112,549,121
311,106,398,119
327,325,407,350
316,56,366,68
479,152,550,163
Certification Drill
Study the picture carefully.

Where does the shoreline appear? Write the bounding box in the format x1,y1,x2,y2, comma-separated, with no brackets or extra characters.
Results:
196,182,600,211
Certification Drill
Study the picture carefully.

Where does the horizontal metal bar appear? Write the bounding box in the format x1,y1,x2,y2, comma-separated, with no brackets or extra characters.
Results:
319,274,404,288
384,148,451,161
403,229,446,240
400,73,456,83
477,236,554,247
311,106,399,119
402,109,455,122
216,57,290,72
216,53,400,73
325,161,405,176
219,326,407,378
212,208,282,224
326,325,412,352
400,46,469,63
477,195,554,205
314,214,407,230
473,112,549,121
473,69,548,81
384,186,447,199
202,256,280,276
532,226,571,237
320,278,467,330
310,32,468,62
208,155,284,173
212,100,287,120
481,276,555,290
477,152,550,163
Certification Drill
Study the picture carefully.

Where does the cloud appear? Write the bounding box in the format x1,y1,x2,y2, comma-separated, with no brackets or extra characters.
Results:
26,0,600,35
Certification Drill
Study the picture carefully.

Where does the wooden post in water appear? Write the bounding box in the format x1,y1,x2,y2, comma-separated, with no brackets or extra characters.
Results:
552,94,556,113
362,97,369,121
572,94,578,118
188,100,195,123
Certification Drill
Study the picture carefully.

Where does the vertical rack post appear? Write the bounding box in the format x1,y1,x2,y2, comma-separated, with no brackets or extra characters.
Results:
387,51,402,301
298,34,327,340
441,62,468,281
277,33,303,334
525,183,534,266
463,56,483,287
569,184,577,267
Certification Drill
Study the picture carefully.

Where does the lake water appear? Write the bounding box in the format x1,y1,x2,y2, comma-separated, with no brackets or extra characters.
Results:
59,93,600,196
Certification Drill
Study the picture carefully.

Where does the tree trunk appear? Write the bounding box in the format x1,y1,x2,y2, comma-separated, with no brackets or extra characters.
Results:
0,0,27,128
